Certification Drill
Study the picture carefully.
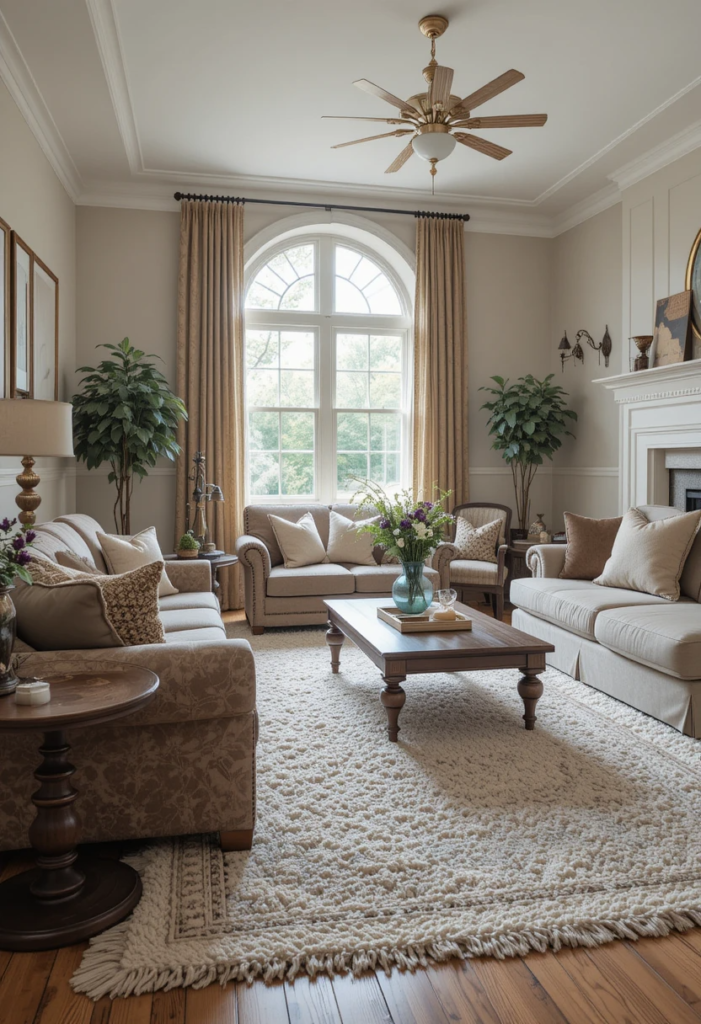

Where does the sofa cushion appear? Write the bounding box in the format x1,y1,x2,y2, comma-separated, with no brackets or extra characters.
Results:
450,559,507,586
348,564,440,594
595,603,701,680
54,514,109,572
98,527,179,598
164,626,226,644
268,510,328,569
244,504,330,566
510,577,670,640
159,607,225,633
559,511,622,581
326,509,378,565
267,563,354,597
31,522,99,568
159,592,220,612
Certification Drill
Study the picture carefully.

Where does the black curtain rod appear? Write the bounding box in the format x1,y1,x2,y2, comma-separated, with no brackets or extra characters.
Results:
173,192,470,222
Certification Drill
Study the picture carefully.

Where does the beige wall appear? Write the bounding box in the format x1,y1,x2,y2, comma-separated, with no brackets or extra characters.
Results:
0,78,76,523
549,204,622,529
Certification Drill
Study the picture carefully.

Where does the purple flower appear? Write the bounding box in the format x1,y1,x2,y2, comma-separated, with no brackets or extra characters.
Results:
16,549,31,566
12,536,25,551
414,509,427,522
379,518,391,530
24,530,36,543
0,518,15,532
423,502,434,510
399,518,412,529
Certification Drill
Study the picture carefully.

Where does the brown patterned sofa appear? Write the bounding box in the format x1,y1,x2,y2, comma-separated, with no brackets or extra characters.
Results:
236,503,456,633
0,514,256,853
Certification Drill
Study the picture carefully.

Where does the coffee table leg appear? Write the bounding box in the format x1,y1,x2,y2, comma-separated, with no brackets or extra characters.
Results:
518,669,544,730
381,675,406,742
326,621,345,674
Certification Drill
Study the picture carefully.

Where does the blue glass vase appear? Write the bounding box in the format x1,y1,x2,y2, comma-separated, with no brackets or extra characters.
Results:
392,561,433,615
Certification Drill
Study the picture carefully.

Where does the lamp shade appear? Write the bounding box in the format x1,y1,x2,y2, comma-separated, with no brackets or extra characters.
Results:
0,400,74,457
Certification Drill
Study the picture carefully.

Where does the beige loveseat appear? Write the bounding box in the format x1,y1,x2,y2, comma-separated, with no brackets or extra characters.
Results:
511,505,701,736
1,513,256,852
236,503,456,633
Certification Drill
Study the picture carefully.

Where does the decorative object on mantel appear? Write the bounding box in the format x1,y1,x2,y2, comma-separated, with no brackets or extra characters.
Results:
185,451,225,553
72,339,187,534
685,226,701,355
0,399,74,526
651,291,693,367
0,517,35,697
480,375,577,538
557,330,584,371
575,327,612,367
630,335,654,371
176,532,200,559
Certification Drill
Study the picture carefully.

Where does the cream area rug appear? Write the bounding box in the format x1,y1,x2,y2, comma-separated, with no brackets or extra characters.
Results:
72,624,701,999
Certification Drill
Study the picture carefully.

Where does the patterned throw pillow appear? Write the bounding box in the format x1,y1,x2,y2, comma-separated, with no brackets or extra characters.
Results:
454,517,501,563
25,558,165,646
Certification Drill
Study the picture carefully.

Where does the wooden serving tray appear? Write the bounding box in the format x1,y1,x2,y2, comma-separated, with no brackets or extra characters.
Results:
377,606,473,633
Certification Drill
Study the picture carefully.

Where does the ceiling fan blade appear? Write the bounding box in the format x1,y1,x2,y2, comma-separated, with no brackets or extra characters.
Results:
353,79,411,111
323,115,417,125
332,129,413,149
454,132,512,160
451,70,525,114
454,114,548,129
385,141,415,173
428,66,454,111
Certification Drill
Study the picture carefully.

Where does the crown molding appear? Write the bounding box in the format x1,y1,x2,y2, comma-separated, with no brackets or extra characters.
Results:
608,118,701,191
0,11,82,201
551,184,622,237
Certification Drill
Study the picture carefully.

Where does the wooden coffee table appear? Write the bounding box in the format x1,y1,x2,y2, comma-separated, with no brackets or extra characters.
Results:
0,668,159,951
325,598,554,742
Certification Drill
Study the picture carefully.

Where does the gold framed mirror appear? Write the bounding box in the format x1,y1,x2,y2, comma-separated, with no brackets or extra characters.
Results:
686,226,701,346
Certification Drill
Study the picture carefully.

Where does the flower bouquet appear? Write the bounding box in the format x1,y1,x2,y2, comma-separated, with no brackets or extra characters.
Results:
352,482,453,614
0,517,35,696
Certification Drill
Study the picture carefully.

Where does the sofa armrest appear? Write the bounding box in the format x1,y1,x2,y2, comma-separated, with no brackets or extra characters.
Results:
14,639,255,726
526,544,567,578
429,541,457,590
236,535,271,631
496,543,508,585
235,535,271,577
164,559,212,592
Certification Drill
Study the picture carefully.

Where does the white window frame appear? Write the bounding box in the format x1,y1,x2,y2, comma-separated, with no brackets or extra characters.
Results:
245,233,413,504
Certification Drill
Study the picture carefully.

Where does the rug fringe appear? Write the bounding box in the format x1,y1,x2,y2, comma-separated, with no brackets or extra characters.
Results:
70,905,701,1001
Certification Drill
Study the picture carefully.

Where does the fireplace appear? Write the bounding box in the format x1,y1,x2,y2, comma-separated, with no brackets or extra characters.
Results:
688,490,701,512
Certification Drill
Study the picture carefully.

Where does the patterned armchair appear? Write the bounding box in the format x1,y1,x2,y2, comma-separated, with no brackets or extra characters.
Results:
449,502,512,621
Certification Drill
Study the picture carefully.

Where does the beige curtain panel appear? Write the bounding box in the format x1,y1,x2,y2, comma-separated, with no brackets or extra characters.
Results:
412,216,469,506
175,199,246,610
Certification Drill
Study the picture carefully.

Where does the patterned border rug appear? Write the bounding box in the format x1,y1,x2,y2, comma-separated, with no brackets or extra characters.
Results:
72,624,701,999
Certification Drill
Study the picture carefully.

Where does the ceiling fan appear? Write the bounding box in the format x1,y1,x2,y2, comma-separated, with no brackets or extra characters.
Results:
324,14,548,192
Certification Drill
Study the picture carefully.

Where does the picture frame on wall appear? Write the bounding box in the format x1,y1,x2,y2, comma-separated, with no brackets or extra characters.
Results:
0,217,9,398
32,256,59,401
11,232,32,397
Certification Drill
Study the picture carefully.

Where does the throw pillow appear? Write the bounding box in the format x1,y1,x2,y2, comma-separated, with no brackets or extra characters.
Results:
98,526,178,598
559,512,622,581
326,510,378,565
453,517,500,563
16,558,165,647
268,511,327,569
594,506,701,601
55,550,100,574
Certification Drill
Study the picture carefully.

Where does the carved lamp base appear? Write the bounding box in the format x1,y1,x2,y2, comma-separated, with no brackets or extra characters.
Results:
15,455,41,528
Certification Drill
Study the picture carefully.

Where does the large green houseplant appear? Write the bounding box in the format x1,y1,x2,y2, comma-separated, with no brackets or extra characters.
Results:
480,374,577,536
73,338,187,534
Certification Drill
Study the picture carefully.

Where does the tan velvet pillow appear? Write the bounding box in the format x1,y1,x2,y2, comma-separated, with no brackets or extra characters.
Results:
559,512,622,580
594,507,701,601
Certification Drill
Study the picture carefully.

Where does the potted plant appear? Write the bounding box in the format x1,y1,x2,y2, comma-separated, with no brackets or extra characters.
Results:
72,338,187,535
0,518,35,696
480,374,577,539
353,482,453,615
177,533,200,560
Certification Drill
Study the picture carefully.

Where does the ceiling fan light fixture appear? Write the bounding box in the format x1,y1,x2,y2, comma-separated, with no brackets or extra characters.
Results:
412,127,456,162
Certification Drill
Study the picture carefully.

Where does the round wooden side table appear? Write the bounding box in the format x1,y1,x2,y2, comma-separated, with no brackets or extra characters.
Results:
0,668,159,951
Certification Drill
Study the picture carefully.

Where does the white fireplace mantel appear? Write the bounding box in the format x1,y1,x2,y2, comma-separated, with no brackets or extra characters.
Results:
595,359,701,511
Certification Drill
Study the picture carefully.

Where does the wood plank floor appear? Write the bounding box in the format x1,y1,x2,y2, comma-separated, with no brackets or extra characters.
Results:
2,601,698,1023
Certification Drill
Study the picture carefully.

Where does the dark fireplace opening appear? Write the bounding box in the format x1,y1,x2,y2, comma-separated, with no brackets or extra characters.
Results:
687,490,701,512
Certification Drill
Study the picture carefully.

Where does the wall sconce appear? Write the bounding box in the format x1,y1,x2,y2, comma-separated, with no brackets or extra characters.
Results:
575,325,613,367
186,451,225,554
558,330,584,372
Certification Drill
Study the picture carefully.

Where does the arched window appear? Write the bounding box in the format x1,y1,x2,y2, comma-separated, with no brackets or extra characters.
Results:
245,234,412,502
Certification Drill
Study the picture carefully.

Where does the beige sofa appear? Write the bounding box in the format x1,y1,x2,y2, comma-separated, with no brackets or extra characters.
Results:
510,505,701,737
1,513,256,852
236,503,456,633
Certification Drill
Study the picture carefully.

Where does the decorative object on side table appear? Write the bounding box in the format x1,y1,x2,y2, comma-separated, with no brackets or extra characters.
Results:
176,532,200,559
186,450,224,553
480,375,577,539
0,516,35,696
72,338,187,534
0,400,74,526
0,668,159,951
528,512,546,540
352,481,454,615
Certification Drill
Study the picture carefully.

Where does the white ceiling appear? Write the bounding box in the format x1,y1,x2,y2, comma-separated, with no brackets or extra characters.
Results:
2,0,701,231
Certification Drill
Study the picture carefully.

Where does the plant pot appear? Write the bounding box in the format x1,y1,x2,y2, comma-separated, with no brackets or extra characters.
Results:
0,585,18,697
392,561,434,615
177,548,200,559
510,528,528,542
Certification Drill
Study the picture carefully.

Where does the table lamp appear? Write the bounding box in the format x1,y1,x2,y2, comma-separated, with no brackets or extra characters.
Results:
0,400,74,525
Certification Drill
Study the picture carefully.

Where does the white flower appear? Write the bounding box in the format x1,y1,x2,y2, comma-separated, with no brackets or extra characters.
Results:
393,528,400,536
412,522,427,536
397,538,405,548
427,528,433,538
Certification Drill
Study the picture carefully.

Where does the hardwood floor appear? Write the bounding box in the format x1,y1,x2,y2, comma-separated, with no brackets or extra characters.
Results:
2,601,698,1023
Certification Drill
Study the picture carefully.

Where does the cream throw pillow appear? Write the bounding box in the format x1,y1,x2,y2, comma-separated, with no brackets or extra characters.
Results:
98,526,178,598
594,507,701,601
326,510,378,565
268,511,327,568
454,517,500,563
